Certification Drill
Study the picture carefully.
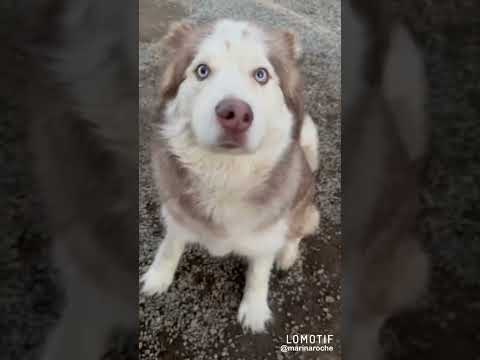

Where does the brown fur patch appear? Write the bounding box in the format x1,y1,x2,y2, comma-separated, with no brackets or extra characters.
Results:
162,21,195,54
248,144,299,230
282,31,300,60
158,22,212,105
266,30,305,140
287,150,316,240
249,143,316,233
150,134,225,236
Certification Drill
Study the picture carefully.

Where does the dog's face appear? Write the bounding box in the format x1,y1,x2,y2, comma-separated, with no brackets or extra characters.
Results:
159,19,304,154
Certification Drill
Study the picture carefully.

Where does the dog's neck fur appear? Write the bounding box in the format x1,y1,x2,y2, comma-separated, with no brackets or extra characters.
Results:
153,117,303,234
166,127,291,195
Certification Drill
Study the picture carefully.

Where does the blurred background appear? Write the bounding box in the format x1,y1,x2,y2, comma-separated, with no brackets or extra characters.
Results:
380,1,480,358
1,1,137,359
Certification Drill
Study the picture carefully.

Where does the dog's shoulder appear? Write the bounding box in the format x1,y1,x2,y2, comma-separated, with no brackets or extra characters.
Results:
291,142,316,210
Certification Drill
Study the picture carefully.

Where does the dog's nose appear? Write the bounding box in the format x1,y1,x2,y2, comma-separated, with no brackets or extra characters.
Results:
215,98,253,133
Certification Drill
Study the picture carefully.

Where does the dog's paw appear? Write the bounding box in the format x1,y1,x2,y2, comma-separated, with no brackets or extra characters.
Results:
140,266,173,296
237,297,272,333
276,242,300,271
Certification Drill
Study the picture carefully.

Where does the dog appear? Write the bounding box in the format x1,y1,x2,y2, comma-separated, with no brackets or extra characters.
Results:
342,1,430,359
141,19,320,333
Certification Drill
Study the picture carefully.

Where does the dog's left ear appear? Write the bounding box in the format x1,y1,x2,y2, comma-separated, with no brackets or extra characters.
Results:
282,31,303,61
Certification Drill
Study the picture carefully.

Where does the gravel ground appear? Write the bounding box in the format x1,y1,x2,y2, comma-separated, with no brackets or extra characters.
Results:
139,0,341,359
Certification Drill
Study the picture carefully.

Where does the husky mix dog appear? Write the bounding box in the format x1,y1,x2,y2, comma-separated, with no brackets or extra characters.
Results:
141,19,320,333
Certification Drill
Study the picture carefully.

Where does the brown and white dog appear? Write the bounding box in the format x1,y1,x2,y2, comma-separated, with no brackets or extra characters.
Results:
141,19,320,332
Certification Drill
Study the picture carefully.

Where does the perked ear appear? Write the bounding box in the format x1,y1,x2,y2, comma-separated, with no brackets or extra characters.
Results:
282,30,303,61
158,22,197,102
162,21,194,54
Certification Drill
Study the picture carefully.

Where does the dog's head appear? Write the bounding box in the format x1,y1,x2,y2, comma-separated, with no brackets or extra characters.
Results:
158,19,304,154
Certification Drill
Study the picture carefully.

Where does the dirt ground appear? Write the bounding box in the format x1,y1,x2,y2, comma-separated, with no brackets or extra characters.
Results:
139,1,341,359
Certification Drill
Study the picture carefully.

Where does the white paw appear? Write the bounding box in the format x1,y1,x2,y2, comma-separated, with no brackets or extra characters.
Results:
237,297,272,333
140,266,174,296
276,243,299,271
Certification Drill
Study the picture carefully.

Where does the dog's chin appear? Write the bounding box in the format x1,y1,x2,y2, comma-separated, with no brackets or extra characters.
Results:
208,141,254,155
191,128,261,155
196,137,258,155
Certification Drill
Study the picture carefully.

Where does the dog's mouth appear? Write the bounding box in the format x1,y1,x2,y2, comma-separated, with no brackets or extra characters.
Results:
211,134,252,154
217,132,247,149
216,142,246,154
219,140,242,149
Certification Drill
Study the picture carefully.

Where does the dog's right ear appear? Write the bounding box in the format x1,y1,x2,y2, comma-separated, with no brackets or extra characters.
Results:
162,21,194,54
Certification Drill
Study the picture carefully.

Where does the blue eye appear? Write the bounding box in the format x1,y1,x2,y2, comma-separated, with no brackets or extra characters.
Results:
254,68,269,84
195,64,210,80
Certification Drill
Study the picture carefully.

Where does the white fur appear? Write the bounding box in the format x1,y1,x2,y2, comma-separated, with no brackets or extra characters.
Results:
300,114,319,171
238,255,275,332
144,20,307,333
276,237,301,270
141,213,188,295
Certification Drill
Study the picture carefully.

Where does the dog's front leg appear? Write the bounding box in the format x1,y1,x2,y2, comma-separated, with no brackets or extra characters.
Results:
238,254,275,333
141,213,188,296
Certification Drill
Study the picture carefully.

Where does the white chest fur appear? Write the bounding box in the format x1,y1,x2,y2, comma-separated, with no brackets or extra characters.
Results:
196,215,288,258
